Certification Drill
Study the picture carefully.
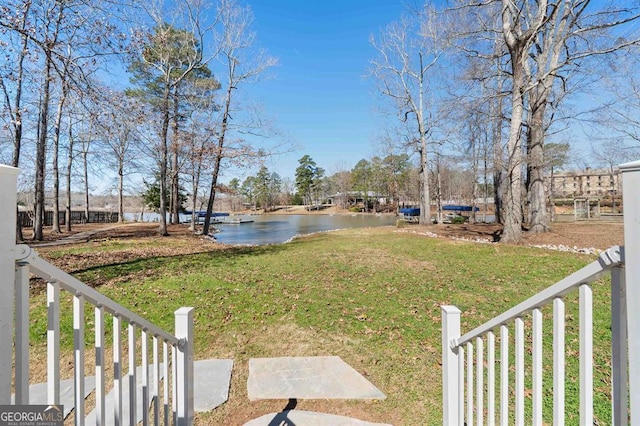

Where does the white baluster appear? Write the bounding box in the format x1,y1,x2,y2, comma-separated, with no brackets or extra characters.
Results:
532,308,542,425
487,331,495,426
515,317,524,425
73,294,85,424
579,284,593,424
113,316,122,426
553,298,565,426
476,336,484,426
47,281,60,405
95,306,105,426
500,325,508,426
467,341,473,426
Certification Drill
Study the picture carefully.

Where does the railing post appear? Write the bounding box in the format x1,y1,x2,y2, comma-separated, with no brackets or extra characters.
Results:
0,165,19,404
611,266,628,425
442,305,461,426
620,159,640,425
175,307,194,426
14,263,30,405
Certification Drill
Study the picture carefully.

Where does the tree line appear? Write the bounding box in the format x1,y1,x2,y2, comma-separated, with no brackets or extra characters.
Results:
222,153,483,215
369,1,640,242
1,0,277,240
3,1,640,243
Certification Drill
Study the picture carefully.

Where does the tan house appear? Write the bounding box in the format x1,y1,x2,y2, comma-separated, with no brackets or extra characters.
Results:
548,167,621,198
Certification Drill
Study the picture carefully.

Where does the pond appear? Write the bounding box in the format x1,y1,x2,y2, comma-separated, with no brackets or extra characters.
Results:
209,214,397,245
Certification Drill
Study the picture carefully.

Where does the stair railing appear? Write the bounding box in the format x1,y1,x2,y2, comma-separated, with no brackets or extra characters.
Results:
441,159,640,425
0,165,194,426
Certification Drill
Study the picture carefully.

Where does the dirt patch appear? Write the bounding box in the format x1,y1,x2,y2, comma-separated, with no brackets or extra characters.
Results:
31,219,625,254
421,221,624,250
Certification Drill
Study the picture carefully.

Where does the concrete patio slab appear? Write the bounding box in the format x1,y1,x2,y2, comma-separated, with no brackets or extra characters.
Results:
247,356,386,401
244,410,392,426
11,376,96,418
85,364,164,425
193,359,233,412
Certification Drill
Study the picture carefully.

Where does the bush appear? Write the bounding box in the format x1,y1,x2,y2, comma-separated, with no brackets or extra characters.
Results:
396,219,408,228
348,206,362,213
451,216,466,224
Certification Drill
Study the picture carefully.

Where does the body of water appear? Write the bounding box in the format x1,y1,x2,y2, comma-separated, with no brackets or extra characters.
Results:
124,212,397,245
211,214,397,245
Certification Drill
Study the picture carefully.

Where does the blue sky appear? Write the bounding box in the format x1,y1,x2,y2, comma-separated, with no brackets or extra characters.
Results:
231,1,409,181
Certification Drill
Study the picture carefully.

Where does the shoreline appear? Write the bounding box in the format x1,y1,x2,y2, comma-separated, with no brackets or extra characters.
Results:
248,205,397,216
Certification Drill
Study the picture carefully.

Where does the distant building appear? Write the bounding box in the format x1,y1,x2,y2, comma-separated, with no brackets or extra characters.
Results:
326,191,387,207
547,167,621,198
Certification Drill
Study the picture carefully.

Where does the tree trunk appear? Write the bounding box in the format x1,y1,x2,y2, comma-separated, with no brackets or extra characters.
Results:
118,160,124,223
51,84,67,233
549,166,556,222
202,83,232,236
189,137,205,232
491,80,505,226
501,54,525,243
65,116,73,232
417,71,430,226
158,83,171,236
470,140,479,224
33,53,53,241
83,148,90,223
171,88,180,224
12,12,29,242
435,155,443,224
526,99,549,233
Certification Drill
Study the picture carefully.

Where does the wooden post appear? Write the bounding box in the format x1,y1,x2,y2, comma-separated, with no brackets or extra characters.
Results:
0,165,19,404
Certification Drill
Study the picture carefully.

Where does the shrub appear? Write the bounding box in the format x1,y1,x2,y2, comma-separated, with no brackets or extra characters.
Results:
451,216,466,224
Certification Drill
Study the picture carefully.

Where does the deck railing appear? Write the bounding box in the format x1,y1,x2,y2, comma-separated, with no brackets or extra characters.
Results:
441,159,640,426
0,165,194,426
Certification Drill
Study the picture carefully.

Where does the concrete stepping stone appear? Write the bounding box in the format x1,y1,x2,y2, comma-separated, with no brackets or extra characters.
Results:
85,364,163,425
247,356,386,401
244,410,392,426
193,359,233,412
11,376,96,418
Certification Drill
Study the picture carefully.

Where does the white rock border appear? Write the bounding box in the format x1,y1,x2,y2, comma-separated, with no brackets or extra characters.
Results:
394,228,602,255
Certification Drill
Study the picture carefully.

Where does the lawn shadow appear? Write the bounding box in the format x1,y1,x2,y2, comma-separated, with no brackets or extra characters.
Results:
28,243,291,292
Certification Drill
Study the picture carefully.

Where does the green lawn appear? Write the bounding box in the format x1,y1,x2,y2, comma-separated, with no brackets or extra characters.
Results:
30,226,613,425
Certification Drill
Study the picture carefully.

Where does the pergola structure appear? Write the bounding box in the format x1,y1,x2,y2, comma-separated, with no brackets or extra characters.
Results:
574,197,601,220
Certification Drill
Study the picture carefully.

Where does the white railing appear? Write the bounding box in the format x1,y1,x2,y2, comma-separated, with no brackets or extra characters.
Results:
441,159,640,426
0,165,194,426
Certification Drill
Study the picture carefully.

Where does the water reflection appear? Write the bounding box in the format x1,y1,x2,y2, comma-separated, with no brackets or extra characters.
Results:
212,214,397,245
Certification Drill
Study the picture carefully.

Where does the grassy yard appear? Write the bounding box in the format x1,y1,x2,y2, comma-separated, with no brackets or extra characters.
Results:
29,226,612,425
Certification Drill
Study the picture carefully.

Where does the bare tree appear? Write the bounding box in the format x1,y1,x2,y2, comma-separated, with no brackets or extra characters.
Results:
183,85,219,232
0,0,31,241
370,6,446,225
495,0,549,242
1,0,137,239
92,91,146,224
597,53,640,147
525,1,640,233
201,0,277,236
